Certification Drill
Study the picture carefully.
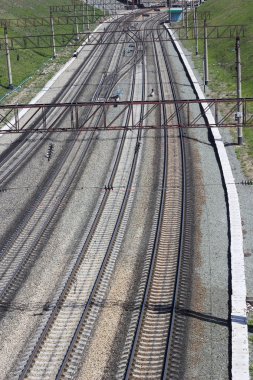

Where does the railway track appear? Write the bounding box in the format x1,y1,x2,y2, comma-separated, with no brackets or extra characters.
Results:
10,15,151,379
0,13,147,306
0,9,221,380
116,16,188,379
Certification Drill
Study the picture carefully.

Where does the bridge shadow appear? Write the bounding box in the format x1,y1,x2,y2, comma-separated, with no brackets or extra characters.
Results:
178,308,228,326
182,134,212,147
137,303,229,327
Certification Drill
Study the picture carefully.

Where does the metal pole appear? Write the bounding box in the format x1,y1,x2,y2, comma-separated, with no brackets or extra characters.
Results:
50,11,57,58
74,3,79,40
168,0,171,23
236,36,243,145
185,4,188,38
203,58,206,93
82,1,85,32
86,0,90,29
93,0,96,23
204,18,209,85
103,103,106,128
182,1,185,26
194,7,198,55
4,25,13,89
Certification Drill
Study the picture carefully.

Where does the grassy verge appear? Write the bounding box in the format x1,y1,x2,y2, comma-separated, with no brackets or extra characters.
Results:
0,0,103,101
180,0,253,177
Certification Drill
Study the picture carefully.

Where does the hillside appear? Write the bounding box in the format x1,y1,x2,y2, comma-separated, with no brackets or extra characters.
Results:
196,0,253,97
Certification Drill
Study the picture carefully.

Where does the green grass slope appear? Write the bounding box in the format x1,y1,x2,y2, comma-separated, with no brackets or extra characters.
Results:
196,0,253,97
183,0,253,165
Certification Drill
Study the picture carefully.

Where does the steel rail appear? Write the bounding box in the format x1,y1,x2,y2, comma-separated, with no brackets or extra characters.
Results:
16,15,147,380
55,56,144,379
158,23,187,380
0,16,141,302
123,15,170,379
122,13,187,379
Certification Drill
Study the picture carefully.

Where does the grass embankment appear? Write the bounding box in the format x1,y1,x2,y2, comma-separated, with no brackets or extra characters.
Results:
181,0,253,175
0,0,103,102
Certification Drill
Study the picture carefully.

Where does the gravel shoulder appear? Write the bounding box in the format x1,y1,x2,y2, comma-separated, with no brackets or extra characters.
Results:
178,44,253,301
177,39,253,378
166,35,232,379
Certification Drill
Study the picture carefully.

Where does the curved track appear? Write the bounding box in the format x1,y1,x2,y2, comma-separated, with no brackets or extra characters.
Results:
116,16,188,380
